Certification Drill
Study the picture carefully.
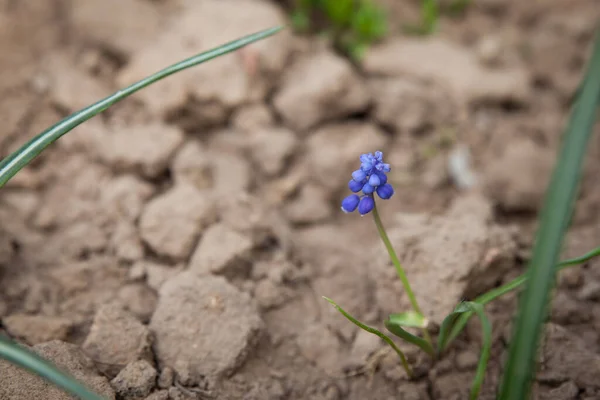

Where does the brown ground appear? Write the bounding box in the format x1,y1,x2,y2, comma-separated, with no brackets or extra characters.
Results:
0,0,599,399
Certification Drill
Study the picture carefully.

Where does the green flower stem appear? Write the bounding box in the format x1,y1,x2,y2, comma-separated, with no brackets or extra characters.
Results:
371,200,432,347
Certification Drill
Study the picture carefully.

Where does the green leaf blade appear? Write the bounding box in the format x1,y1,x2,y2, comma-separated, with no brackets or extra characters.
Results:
322,297,412,377
0,336,106,400
498,31,600,399
437,302,492,400
0,26,283,188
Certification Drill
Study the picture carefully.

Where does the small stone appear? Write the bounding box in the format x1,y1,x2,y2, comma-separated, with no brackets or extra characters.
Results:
117,284,158,323
111,221,145,262
284,184,332,224
3,314,72,345
455,350,479,370
139,183,216,260
232,104,274,132
100,174,155,222
0,340,115,400
484,139,555,212
143,262,182,292
150,272,263,384
157,367,174,389
538,381,579,400
95,123,184,178
210,151,251,196
189,223,253,277
82,304,153,377
274,51,369,132
171,141,212,191
254,279,289,310
248,127,298,176
111,360,157,400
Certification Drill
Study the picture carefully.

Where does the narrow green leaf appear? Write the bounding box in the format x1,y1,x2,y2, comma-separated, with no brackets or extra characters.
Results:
442,244,600,350
0,26,282,188
384,317,435,357
322,297,412,377
498,31,600,399
0,335,105,400
437,302,492,400
388,311,429,329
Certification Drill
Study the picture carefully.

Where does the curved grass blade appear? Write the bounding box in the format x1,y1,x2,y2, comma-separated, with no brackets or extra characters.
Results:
438,302,491,400
0,335,106,400
442,244,600,350
384,313,435,357
322,297,412,378
498,31,600,400
0,26,283,188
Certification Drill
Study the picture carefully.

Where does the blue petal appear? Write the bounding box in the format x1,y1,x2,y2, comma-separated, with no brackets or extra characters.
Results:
348,179,363,193
368,174,381,187
358,196,375,215
375,151,383,161
376,171,388,185
352,169,367,182
362,182,375,194
341,194,360,213
360,154,371,163
361,162,373,172
376,183,394,200
381,163,391,172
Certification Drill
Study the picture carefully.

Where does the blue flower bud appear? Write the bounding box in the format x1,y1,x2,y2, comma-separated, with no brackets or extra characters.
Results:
375,151,383,161
362,183,375,194
376,171,387,185
361,162,373,172
358,196,375,215
376,183,394,200
348,179,363,193
368,174,381,187
341,194,360,213
352,169,367,182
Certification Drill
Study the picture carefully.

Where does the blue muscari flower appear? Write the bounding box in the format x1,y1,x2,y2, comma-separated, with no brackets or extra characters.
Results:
341,151,395,215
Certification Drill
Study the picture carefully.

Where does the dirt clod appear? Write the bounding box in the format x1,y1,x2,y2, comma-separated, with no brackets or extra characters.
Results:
111,359,157,400
371,194,517,323
150,272,263,384
3,314,72,345
189,223,253,277
274,51,369,132
94,123,184,178
484,139,555,212
82,304,153,377
539,323,600,388
139,183,216,260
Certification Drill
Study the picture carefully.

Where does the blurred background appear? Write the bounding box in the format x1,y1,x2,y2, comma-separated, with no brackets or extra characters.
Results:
0,1,599,399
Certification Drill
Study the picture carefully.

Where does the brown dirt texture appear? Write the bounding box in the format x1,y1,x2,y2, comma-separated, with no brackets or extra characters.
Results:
0,0,599,399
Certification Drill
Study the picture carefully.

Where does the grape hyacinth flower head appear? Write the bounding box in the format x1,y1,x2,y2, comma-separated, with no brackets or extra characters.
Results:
341,151,394,215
